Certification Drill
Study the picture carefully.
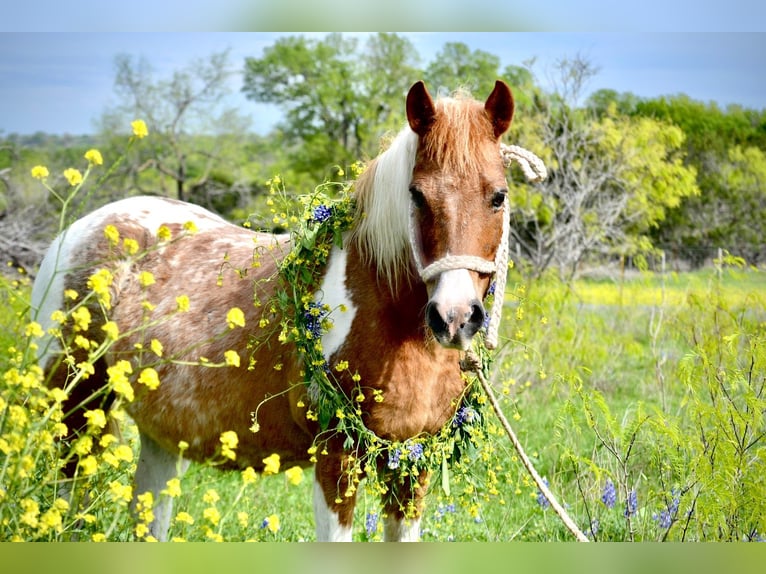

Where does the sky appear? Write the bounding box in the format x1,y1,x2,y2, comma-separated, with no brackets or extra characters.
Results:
1,32,766,136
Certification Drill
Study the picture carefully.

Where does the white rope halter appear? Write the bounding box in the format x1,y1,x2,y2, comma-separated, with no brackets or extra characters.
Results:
410,143,547,350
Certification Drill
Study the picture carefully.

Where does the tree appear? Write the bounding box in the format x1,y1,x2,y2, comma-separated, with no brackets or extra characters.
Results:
99,50,253,208
508,57,699,279
242,33,421,180
424,42,501,99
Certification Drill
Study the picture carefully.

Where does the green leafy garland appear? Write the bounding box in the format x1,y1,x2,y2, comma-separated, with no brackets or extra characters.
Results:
267,181,494,510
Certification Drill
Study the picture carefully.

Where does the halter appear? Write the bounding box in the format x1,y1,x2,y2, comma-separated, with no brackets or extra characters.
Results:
409,143,547,350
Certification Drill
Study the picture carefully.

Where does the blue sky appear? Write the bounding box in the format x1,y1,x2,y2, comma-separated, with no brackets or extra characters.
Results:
1,32,766,136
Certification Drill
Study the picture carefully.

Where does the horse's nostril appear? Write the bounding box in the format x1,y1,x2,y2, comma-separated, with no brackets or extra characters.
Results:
426,301,446,333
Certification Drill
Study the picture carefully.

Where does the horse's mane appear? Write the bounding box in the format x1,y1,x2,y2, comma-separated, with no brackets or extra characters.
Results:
349,91,495,292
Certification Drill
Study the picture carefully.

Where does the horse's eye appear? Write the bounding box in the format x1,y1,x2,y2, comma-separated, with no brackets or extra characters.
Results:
410,185,426,209
491,189,507,210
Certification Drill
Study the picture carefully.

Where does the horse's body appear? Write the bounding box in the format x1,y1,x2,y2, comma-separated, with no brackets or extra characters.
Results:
31,80,515,541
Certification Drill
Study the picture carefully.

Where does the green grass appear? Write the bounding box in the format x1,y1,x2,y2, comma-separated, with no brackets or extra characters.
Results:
2,263,765,541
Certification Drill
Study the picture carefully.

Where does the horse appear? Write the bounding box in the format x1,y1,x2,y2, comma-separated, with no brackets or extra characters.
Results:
30,79,515,542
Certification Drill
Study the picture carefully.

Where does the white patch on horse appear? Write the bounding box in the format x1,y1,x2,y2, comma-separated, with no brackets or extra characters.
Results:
317,247,356,361
429,268,478,315
313,475,352,542
384,515,422,542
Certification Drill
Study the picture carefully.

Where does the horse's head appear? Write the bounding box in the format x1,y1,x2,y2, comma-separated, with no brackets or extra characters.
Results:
406,80,514,350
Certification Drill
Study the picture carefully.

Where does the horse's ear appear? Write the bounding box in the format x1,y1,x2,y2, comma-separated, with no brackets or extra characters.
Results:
407,81,436,136
485,80,515,139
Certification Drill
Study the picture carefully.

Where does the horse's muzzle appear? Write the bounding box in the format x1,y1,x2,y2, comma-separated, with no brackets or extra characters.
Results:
426,298,485,350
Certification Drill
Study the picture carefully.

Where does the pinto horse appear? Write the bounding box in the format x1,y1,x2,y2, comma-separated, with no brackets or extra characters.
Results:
31,80,515,541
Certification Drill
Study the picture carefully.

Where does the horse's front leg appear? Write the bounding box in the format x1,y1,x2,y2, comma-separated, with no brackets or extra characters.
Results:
313,448,357,542
382,469,429,542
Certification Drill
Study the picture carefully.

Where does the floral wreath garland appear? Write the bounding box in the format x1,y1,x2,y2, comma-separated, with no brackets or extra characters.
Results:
265,181,496,511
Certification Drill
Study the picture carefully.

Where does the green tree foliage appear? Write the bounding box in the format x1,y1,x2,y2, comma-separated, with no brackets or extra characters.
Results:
509,58,699,279
423,42,501,98
242,33,421,181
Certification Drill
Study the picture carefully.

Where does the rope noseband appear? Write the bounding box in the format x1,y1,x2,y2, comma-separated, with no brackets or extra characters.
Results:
409,143,547,350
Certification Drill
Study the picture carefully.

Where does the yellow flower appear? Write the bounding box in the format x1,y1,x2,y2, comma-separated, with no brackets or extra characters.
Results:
176,294,190,312
150,338,163,357
84,149,103,165
102,321,119,340
123,237,140,255
78,455,98,476
162,478,182,498
64,289,78,301
226,307,245,329
138,271,155,287
219,430,238,460
138,367,160,390
224,349,240,367
107,360,134,401
92,533,107,542
241,466,258,485
88,268,114,309
285,466,304,486
24,321,44,338
63,168,83,186
71,306,92,332
264,514,280,533
262,453,280,475
204,507,221,526
157,225,171,242
203,489,220,505
31,165,49,180
131,119,149,139
175,511,194,525
84,408,107,430
183,220,198,234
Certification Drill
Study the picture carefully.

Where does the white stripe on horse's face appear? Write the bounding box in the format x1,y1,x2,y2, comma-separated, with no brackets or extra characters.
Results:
313,475,352,542
426,268,484,350
317,247,357,361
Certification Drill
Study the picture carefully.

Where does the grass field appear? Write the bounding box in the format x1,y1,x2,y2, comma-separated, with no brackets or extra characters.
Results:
1,262,764,542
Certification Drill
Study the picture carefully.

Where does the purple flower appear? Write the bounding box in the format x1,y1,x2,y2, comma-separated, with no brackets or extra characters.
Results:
624,489,638,518
312,205,332,223
365,512,378,537
601,479,616,509
303,302,328,338
387,448,401,470
407,442,424,461
453,405,477,427
587,518,600,540
653,489,680,529
537,477,550,509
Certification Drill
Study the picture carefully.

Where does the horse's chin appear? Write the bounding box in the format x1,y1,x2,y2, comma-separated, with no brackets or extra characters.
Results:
431,331,474,352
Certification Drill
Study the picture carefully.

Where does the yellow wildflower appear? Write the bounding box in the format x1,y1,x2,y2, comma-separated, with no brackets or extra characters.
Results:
176,294,190,312
137,367,160,390
31,165,49,180
285,466,304,486
84,408,107,431
92,533,107,542
242,466,258,485
183,220,198,234
162,478,182,498
63,168,83,186
262,453,280,475
123,237,140,255
203,507,221,526
64,289,78,300
131,119,149,139
150,338,163,357
224,349,240,367
71,306,91,332
175,511,194,525
263,514,280,534
102,321,119,340
219,430,238,460
107,360,134,401
78,455,98,476
203,489,220,505
226,307,245,329
138,271,155,287
84,149,103,165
